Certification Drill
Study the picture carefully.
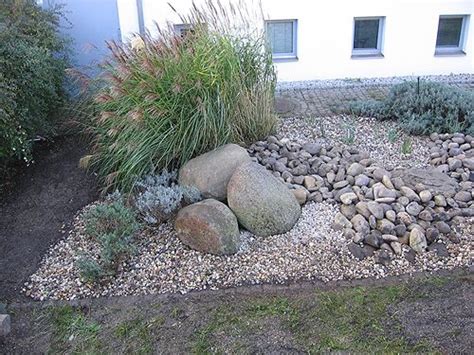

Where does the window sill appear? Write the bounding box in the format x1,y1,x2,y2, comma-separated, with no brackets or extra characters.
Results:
272,55,298,62
351,53,384,59
434,49,466,56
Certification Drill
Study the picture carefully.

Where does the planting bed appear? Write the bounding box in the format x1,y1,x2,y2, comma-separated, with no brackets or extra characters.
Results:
24,117,473,300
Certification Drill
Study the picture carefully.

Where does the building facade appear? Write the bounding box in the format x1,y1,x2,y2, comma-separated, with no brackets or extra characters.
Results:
49,0,474,81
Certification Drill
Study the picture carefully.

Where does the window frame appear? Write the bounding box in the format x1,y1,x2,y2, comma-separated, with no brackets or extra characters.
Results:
351,16,385,58
435,15,469,56
264,19,298,61
174,23,193,37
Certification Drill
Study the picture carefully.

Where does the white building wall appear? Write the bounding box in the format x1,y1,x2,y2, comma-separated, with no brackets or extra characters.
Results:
118,0,474,81
117,0,140,42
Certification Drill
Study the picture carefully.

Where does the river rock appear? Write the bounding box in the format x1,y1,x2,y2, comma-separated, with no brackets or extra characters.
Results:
367,201,384,220
334,213,352,230
351,214,370,235
347,162,365,176
340,192,358,205
419,190,433,203
406,202,423,216
292,188,308,205
454,190,472,203
409,228,427,253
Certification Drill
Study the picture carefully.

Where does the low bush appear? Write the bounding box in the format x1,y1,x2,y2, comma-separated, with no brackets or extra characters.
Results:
350,81,474,135
78,193,140,282
134,170,201,224
83,0,277,192
0,0,69,164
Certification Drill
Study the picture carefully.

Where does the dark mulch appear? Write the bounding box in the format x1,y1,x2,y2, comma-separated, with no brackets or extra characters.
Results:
0,136,98,303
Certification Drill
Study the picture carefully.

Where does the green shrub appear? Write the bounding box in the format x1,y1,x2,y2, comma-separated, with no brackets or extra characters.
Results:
0,0,69,163
84,1,277,192
350,81,474,135
79,193,140,282
134,170,202,224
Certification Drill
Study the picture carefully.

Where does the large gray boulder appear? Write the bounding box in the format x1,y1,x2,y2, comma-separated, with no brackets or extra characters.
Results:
392,167,459,197
227,162,301,236
174,199,240,255
178,144,251,201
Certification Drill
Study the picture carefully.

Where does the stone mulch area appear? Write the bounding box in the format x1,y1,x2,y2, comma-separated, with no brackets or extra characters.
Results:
25,124,473,301
23,200,472,301
22,75,474,301
277,115,431,169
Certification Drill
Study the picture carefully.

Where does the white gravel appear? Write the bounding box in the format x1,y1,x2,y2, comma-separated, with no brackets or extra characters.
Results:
278,115,431,169
24,201,473,301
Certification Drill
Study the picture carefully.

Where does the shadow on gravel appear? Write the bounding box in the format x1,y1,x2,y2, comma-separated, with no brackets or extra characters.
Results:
0,136,98,303
2,272,472,354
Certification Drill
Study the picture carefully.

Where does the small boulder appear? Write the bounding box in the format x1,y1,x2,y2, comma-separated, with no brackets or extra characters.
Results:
347,162,365,176
302,142,322,155
351,214,370,235
292,188,308,205
454,190,472,203
348,243,376,260
227,162,300,236
367,201,384,220
175,199,240,255
419,190,433,203
340,192,358,205
0,314,11,337
409,228,427,253
406,202,423,216
392,167,459,197
355,174,370,186
376,219,395,234
179,144,251,201
391,241,402,255
434,195,447,207
333,212,352,230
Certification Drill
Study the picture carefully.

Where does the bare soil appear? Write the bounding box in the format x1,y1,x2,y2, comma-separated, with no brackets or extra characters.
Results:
0,136,98,303
2,270,473,354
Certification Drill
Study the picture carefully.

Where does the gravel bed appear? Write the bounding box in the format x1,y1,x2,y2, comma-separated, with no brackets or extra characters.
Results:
276,74,474,91
277,115,431,169
25,201,473,301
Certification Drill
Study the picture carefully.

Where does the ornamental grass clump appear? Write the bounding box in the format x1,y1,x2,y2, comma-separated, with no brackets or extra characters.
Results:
84,0,277,192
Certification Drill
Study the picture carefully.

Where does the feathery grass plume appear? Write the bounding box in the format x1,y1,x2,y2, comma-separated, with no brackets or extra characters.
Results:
86,0,277,192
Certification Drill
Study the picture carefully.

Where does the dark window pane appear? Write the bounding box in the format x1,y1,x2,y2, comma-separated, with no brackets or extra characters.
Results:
436,17,463,47
354,19,379,49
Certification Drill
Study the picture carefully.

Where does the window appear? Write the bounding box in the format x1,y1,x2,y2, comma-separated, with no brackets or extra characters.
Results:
352,17,385,57
174,24,194,37
435,15,469,55
265,20,297,60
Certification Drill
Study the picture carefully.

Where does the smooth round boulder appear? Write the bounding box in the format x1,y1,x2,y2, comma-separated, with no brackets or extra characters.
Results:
174,199,240,255
227,162,301,236
178,144,251,201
